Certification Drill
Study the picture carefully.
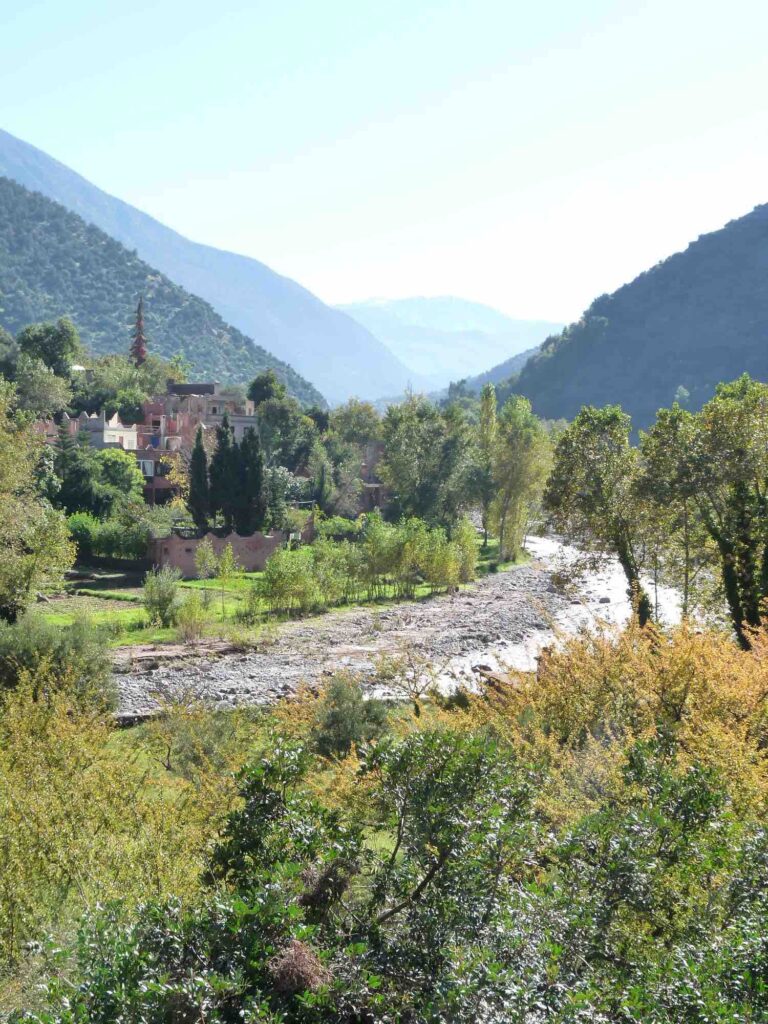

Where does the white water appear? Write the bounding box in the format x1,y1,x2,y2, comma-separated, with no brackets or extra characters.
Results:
438,536,681,688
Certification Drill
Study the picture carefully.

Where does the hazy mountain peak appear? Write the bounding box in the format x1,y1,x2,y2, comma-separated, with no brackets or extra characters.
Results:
339,296,563,388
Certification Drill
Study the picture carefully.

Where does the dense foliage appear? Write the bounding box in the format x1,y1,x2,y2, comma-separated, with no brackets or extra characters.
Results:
546,374,768,643
9,624,768,1022
259,513,477,613
0,176,323,403
0,381,73,621
511,202,768,427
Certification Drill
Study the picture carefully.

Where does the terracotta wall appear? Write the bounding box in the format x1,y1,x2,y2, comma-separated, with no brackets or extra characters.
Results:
149,531,288,577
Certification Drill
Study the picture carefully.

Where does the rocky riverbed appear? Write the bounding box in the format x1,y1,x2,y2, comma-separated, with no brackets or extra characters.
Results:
114,536,681,720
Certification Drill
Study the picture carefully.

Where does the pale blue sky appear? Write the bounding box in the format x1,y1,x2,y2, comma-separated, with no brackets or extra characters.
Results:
1,0,767,320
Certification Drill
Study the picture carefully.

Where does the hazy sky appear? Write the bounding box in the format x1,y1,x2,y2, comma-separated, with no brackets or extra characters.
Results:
1,0,767,321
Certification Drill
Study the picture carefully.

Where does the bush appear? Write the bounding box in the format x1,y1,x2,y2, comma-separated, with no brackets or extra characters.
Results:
67,511,100,559
311,674,389,758
260,547,319,615
234,584,261,625
143,566,182,627
0,611,114,708
453,515,478,583
176,591,207,641
420,528,461,592
94,515,150,559
316,515,361,541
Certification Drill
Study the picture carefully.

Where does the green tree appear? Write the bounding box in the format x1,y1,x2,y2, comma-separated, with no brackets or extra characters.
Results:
641,376,768,644
209,413,238,531
545,404,652,625
188,426,210,533
94,448,145,502
472,382,497,547
247,368,286,406
12,354,72,418
329,397,383,444
381,394,471,527
16,317,82,378
233,426,266,534
491,395,551,562
256,395,318,471
264,466,289,531
54,425,99,515
0,382,74,621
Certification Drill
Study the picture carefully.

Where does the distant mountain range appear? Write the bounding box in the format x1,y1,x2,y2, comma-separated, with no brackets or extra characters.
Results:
512,203,768,428
339,296,562,388
0,176,324,405
0,128,414,404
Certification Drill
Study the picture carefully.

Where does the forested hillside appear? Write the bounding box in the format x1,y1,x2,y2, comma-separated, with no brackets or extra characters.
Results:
0,176,323,404
0,129,413,403
513,203,768,427
462,344,538,392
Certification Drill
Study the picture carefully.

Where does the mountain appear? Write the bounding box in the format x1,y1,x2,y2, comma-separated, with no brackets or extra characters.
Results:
0,129,414,404
459,345,540,391
513,204,768,428
339,296,562,388
0,176,324,405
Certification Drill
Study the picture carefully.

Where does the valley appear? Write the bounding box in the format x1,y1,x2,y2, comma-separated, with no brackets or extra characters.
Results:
113,535,680,720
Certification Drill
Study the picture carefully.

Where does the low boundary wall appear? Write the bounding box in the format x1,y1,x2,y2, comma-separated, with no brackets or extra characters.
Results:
149,521,313,577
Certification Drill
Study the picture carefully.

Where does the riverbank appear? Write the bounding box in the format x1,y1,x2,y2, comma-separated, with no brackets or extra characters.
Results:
115,536,680,720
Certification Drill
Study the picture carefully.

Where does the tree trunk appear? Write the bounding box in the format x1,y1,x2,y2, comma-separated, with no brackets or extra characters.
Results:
615,538,652,627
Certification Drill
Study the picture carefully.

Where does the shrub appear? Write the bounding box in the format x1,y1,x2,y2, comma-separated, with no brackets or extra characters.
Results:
194,537,218,581
176,591,207,641
316,515,361,541
311,538,348,608
0,611,114,708
67,511,100,559
234,584,261,625
311,674,388,758
143,566,182,627
453,515,478,583
94,515,150,559
420,529,461,592
260,547,319,615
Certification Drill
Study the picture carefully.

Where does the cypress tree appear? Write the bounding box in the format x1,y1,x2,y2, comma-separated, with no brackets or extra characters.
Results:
209,413,238,531
188,426,210,533
55,421,97,514
234,426,267,535
130,297,148,367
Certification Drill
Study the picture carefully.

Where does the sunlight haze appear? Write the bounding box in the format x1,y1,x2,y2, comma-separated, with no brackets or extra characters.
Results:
1,0,766,320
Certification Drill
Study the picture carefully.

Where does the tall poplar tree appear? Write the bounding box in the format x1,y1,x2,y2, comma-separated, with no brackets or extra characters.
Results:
475,383,498,547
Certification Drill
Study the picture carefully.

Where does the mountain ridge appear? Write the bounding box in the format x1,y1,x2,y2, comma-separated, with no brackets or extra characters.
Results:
0,128,415,403
0,175,324,405
512,203,768,428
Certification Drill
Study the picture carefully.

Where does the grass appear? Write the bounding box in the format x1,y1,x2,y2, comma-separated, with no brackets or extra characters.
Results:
42,536,529,649
476,537,531,575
